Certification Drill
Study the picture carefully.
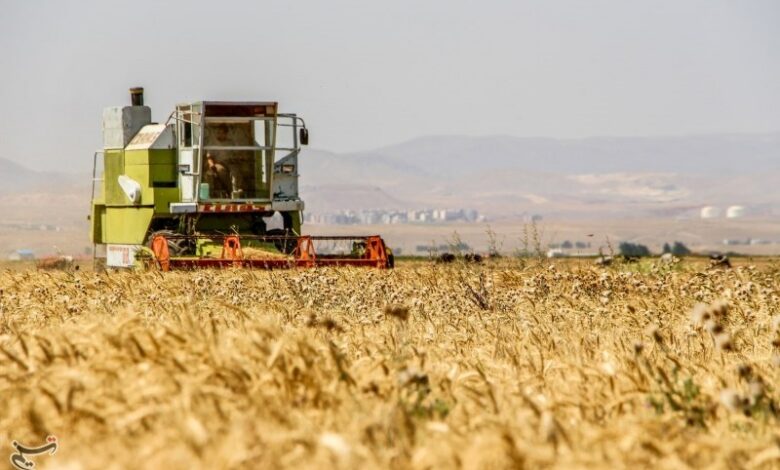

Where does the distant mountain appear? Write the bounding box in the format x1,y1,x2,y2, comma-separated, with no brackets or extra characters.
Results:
300,184,408,213
364,133,780,177
0,157,82,193
3,132,779,219
0,158,40,190
299,149,430,189
298,133,780,217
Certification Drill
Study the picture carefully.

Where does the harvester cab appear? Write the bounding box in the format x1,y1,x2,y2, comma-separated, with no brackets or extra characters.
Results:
90,88,392,270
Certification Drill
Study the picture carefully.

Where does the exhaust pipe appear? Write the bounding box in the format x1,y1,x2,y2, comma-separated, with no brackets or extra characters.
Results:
130,87,144,106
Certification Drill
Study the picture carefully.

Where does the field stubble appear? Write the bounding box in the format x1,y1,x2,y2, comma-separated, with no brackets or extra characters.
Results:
0,260,779,469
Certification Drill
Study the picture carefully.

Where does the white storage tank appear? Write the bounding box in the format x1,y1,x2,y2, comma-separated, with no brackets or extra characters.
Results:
700,206,721,219
726,205,746,219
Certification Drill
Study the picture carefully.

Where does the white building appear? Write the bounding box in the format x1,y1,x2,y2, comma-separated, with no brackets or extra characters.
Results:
700,206,721,219
726,205,746,219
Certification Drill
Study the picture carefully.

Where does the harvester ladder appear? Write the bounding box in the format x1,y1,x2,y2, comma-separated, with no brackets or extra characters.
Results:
90,151,104,270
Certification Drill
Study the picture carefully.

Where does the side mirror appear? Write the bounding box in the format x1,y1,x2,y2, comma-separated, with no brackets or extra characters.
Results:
299,128,309,146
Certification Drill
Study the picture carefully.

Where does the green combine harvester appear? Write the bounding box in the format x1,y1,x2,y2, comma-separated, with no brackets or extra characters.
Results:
90,88,391,270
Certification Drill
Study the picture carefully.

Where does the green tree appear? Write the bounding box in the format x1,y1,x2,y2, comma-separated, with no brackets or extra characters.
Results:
671,241,691,256
619,242,651,257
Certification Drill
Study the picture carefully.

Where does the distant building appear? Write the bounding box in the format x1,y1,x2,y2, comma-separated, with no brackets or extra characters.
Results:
723,238,774,246
304,208,484,225
546,248,566,258
700,206,721,219
726,205,746,219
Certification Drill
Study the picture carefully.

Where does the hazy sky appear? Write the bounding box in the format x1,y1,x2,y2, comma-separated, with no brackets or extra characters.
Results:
1,0,778,172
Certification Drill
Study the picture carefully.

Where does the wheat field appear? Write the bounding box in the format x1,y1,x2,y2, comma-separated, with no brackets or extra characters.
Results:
1,260,779,469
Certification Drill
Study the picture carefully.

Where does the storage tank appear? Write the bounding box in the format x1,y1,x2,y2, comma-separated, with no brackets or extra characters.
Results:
726,205,746,219
700,206,721,219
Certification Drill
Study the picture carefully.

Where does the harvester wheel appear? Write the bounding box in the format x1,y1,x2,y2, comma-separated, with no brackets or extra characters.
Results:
147,230,191,256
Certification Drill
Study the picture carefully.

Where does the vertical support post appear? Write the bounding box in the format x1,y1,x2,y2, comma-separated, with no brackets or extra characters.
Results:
151,235,171,272
221,235,244,267
365,236,388,268
294,236,316,268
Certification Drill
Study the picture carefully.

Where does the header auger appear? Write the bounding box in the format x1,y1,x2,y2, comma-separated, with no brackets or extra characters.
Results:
89,88,393,270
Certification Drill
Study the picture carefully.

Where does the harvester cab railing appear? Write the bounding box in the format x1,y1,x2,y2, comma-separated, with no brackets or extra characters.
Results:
170,102,308,204
91,151,104,202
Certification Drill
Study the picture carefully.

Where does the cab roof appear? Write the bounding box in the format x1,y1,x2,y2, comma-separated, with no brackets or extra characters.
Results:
181,101,278,118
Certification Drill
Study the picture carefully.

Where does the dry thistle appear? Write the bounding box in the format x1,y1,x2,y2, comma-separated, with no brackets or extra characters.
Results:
321,317,343,332
710,299,729,319
397,367,429,388
540,411,557,444
705,319,724,336
714,332,734,352
720,389,747,412
690,303,711,327
384,304,410,321
748,377,765,403
646,324,663,345
736,364,753,380
772,353,780,368
183,416,209,451
319,432,351,458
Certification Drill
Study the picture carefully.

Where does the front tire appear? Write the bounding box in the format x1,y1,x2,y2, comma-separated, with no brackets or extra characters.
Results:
147,230,192,256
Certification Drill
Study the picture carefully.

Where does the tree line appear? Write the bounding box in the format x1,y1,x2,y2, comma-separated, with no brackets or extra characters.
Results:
618,241,691,258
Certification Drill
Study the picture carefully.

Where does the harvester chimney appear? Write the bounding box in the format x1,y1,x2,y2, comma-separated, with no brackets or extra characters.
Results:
130,87,144,106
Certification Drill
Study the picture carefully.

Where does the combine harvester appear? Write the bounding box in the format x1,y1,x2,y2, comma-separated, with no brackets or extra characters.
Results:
90,88,392,270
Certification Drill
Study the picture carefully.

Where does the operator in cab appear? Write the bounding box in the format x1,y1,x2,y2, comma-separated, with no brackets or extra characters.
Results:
205,122,253,198
204,152,231,198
